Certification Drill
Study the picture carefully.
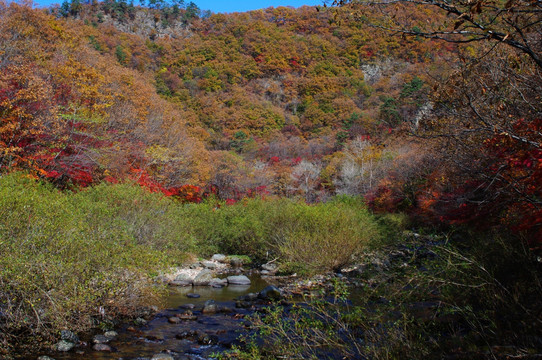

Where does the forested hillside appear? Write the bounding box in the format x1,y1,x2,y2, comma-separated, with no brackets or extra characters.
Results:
2,0,539,242
1,0,450,204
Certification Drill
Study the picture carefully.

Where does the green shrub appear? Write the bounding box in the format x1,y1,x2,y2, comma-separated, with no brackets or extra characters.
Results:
0,174,188,353
185,196,381,274
0,173,384,353
275,197,380,274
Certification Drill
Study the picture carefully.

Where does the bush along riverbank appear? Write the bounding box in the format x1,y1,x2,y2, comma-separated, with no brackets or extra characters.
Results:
220,232,542,360
0,172,384,356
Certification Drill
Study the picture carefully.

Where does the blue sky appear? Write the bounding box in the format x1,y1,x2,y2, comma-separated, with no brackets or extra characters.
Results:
32,0,325,12
194,1,323,13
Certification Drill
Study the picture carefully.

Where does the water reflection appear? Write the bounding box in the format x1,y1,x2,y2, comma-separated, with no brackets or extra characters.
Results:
163,275,270,308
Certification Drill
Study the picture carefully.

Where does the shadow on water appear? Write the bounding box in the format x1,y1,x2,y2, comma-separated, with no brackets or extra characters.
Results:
40,275,272,360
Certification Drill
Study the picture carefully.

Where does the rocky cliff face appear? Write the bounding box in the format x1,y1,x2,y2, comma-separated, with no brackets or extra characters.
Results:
97,9,192,39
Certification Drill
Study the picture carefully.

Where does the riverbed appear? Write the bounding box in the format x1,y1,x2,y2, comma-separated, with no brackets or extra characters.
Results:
37,275,274,360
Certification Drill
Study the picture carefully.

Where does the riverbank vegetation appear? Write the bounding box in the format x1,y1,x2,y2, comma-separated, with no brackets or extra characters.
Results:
0,173,384,354
2,172,540,358
224,233,542,359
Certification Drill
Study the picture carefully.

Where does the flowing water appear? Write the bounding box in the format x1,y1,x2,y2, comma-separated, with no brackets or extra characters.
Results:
38,275,273,360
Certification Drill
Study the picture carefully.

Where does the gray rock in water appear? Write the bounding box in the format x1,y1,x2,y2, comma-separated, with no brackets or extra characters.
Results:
186,293,200,298
60,330,79,344
193,269,214,286
55,340,75,352
202,261,218,269
259,285,282,300
209,278,228,287
211,254,227,263
92,335,110,344
92,343,112,352
168,316,181,324
152,354,174,360
227,275,251,285
244,292,258,301
173,273,194,286
38,356,56,360
104,330,118,338
202,300,218,314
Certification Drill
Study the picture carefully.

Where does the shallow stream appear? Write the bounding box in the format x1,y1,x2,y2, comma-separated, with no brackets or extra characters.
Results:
39,275,273,360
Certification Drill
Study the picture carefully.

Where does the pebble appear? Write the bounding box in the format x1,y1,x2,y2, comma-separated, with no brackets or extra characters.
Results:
211,254,227,262
245,292,258,301
152,354,174,360
168,317,182,324
92,343,112,352
92,335,110,344
193,269,214,286
209,278,228,287
104,331,118,338
202,261,218,269
55,340,75,352
227,275,251,285
202,300,218,314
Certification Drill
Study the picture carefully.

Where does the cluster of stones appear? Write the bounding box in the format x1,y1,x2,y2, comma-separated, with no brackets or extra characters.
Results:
89,331,118,352
44,329,118,358
52,330,79,353
41,256,285,359
165,285,283,327
259,261,279,276
167,254,254,288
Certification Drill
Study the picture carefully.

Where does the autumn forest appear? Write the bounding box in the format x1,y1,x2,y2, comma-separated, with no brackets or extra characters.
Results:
1,0,541,358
